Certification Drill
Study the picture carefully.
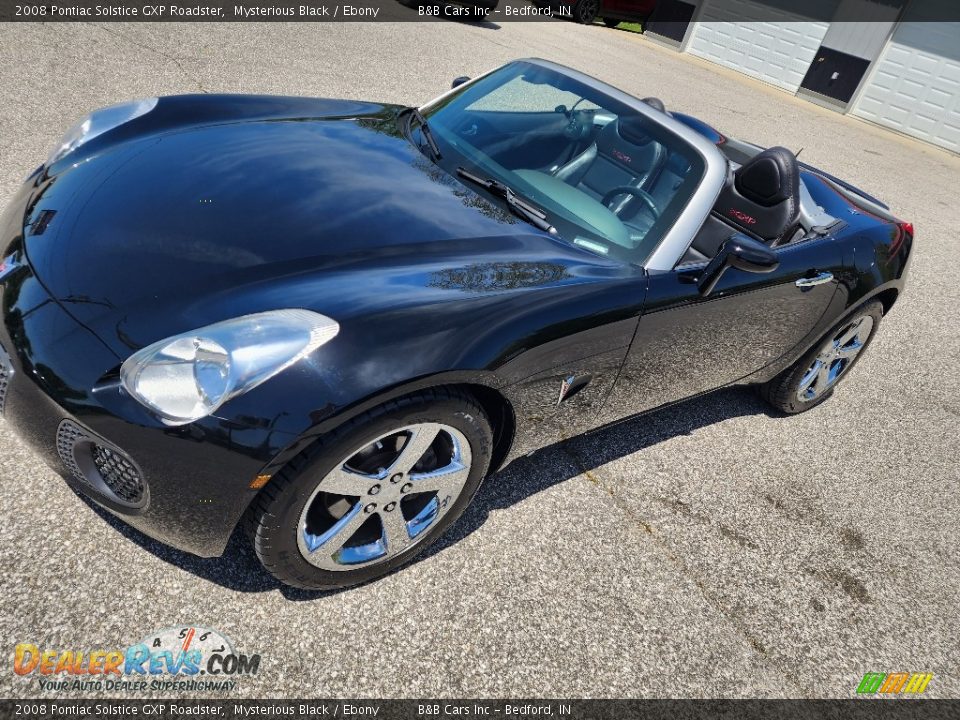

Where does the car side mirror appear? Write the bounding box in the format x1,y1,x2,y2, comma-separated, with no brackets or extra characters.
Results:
451,76,470,89
698,234,779,297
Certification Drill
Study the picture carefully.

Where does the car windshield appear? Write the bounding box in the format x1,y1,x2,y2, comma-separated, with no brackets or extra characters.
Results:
422,61,706,265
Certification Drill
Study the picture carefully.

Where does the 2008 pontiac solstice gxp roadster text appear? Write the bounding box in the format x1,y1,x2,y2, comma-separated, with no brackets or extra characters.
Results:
0,60,911,589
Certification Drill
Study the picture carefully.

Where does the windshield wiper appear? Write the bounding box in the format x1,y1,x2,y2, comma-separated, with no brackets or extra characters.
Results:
456,167,557,235
399,106,442,161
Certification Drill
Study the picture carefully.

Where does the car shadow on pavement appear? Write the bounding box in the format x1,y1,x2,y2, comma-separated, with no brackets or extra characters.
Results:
76,385,775,599
452,19,501,29
422,385,777,566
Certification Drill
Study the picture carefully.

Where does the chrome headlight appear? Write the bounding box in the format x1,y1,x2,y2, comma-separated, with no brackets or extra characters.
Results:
120,310,339,425
47,98,158,166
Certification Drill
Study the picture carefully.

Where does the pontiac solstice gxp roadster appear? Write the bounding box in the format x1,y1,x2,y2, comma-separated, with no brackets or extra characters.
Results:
0,59,912,589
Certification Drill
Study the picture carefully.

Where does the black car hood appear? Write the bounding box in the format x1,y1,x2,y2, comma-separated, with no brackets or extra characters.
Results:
21,96,613,358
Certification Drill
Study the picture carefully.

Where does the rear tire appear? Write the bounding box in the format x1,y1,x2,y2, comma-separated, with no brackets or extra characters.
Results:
248,389,493,590
573,0,600,24
759,302,883,414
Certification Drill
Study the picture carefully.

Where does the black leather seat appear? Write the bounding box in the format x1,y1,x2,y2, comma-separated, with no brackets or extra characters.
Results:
553,117,667,216
682,146,802,264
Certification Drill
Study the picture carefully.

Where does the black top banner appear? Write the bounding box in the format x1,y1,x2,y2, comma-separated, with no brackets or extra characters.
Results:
1,699,958,720
2,0,960,23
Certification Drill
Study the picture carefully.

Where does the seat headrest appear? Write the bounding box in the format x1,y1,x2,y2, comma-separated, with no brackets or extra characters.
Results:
641,97,667,113
610,116,656,147
717,146,801,242
735,146,799,207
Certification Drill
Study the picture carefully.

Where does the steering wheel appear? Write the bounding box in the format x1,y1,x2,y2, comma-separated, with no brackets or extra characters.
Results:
601,186,660,222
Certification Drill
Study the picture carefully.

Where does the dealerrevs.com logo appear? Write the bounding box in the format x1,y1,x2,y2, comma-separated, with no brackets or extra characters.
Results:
13,627,260,693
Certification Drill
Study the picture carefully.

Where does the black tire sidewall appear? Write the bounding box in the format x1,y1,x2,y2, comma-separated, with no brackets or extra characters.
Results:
767,302,884,414
575,0,598,23
254,393,492,590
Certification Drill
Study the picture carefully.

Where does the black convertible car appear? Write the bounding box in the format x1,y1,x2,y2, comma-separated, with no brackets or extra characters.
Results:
0,59,911,589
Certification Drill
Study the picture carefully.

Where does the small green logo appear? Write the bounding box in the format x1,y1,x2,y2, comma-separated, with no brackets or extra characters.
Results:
856,672,932,695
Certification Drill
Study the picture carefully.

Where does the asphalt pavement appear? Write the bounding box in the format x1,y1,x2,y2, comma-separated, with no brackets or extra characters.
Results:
1,16,958,699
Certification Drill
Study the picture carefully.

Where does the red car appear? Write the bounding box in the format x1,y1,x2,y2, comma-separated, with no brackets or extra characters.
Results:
543,0,658,25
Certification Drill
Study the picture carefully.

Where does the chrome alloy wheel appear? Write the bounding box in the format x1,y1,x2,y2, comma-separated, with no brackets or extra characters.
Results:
296,423,472,571
796,315,874,402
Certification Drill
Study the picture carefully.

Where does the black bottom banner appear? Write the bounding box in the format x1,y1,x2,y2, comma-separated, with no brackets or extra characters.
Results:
1,699,957,720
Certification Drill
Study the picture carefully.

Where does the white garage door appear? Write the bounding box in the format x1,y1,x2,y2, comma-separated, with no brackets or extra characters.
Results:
852,4,960,152
686,0,831,92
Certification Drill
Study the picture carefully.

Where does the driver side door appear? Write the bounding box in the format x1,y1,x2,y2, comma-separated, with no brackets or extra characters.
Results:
599,235,848,422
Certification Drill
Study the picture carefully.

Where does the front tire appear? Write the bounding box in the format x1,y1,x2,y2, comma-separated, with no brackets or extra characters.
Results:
248,389,493,590
760,301,883,414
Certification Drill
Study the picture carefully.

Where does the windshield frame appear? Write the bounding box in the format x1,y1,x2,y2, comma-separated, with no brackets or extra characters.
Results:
419,58,729,272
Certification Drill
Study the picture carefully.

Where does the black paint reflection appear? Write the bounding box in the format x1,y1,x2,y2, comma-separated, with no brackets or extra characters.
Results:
428,261,572,292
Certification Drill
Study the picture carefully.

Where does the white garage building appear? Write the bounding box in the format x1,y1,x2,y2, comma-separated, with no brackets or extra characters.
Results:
645,0,960,152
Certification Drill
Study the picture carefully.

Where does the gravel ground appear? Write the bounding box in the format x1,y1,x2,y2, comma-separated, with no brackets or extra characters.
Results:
1,17,958,700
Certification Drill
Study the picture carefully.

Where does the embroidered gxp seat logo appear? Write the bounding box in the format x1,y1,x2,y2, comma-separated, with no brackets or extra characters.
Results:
729,208,757,225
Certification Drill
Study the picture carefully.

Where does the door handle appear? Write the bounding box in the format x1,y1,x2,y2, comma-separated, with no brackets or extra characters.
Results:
795,271,834,288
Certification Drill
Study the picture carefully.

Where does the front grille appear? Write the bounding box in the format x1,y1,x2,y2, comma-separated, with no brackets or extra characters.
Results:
0,343,12,416
56,419,146,507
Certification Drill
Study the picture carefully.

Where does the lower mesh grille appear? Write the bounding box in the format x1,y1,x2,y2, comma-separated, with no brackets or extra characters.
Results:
91,445,145,504
0,344,12,416
56,419,146,506
56,420,89,485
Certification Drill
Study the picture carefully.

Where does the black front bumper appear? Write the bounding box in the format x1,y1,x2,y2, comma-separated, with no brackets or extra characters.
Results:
0,268,297,558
